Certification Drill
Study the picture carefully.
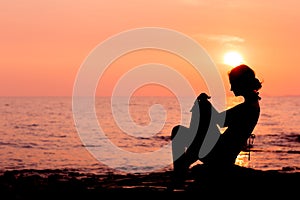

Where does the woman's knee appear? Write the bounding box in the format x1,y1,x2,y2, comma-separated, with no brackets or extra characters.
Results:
171,125,186,140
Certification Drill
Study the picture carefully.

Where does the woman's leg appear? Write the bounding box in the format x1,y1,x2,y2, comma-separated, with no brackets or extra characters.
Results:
171,125,197,186
170,95,216,187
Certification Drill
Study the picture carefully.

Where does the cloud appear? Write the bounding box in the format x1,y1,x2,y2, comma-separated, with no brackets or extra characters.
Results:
177,0,205,6
177,0,242,7
195,34,245,44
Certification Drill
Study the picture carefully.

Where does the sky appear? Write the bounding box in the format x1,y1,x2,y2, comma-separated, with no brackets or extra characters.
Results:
1,0,300,97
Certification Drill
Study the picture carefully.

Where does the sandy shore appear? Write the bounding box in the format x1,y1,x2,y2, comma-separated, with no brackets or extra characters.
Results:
1,164,299,199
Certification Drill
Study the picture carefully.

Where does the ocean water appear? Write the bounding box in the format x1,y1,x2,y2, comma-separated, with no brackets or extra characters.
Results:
0,96,299,175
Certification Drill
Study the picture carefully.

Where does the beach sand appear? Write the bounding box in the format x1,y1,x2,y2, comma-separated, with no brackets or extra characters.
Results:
1,164,299,199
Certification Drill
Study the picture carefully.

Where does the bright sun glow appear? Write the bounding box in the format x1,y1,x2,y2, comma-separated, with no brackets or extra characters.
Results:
223,51,244,67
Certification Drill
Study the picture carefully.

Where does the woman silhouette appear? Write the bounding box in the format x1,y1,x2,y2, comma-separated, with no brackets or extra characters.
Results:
171,64,262,186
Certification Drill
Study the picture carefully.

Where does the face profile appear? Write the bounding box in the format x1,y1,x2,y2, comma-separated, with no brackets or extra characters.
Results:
229,64,262,99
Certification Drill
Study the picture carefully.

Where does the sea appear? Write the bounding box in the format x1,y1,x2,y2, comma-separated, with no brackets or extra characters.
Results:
0,95,299,175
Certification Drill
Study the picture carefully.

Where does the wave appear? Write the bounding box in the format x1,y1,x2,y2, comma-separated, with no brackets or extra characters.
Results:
251,149,300,154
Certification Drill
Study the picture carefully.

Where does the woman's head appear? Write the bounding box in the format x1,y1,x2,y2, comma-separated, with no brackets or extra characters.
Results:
229,64,262,98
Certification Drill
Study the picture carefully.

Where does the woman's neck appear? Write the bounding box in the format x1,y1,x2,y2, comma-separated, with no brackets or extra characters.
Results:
243,91,261,102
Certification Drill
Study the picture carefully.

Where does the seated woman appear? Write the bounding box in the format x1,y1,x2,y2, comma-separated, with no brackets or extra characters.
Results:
171,64,262,186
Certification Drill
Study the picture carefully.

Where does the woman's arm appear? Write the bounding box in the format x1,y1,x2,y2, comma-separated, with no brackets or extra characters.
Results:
190,93,238,129
210,103,226,128
216,104,241,128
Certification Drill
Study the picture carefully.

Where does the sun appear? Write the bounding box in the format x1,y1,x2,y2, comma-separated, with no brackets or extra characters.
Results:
223,51,244,67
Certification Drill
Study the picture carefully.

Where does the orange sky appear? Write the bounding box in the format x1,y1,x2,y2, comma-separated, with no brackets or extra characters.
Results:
1,0,300,97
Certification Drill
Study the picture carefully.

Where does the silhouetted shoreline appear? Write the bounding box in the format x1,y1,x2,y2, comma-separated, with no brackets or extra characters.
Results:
1,164,299,199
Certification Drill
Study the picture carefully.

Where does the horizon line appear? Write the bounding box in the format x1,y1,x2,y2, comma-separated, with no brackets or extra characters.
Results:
1,94,300,98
